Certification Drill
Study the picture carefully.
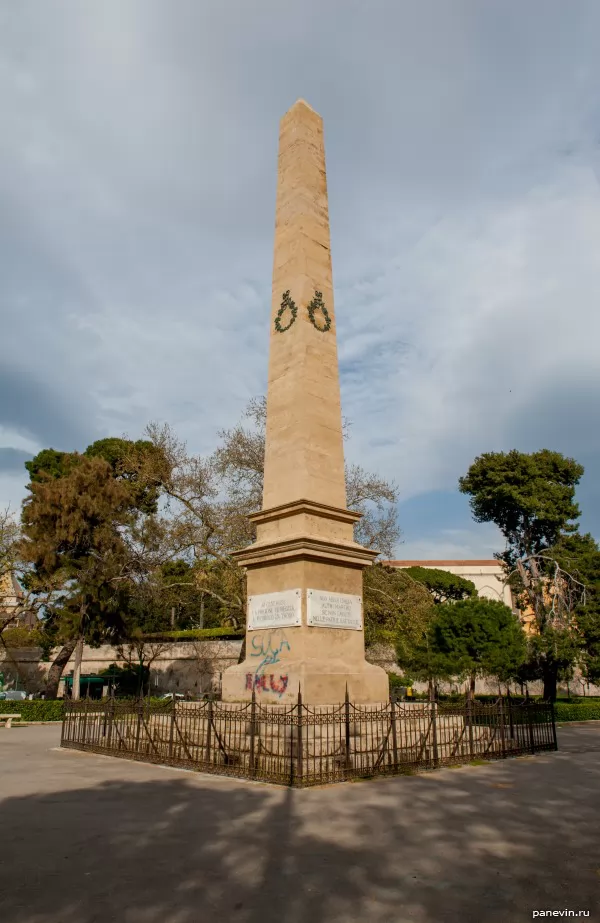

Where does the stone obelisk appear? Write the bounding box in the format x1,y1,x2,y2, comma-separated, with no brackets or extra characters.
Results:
221,100,389,704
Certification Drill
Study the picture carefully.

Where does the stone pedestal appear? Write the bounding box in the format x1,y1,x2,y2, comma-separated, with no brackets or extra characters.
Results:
221,499,389,704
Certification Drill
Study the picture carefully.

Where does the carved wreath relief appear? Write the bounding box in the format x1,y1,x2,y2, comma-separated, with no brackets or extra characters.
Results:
274,290,331,333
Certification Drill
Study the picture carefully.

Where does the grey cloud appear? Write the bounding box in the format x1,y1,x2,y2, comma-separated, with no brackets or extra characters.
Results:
509,381,600,538
0,364,98,451
0,448,33,474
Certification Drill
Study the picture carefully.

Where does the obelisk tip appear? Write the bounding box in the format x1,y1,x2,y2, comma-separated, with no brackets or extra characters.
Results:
287,98,320,117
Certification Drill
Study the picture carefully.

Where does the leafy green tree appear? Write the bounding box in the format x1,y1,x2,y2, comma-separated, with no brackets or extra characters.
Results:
548,532,600,688
20,439,170,698
363,566,476,697
401,566,476,603
21,455,137,697
423,598,527,699
84,437,167,515
363,564,435,652
24,449,79,484
459,449,585,700
459,449,584,565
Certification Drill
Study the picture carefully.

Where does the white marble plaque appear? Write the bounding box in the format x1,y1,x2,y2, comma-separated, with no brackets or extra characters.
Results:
247,589,302,631
306,589,363,630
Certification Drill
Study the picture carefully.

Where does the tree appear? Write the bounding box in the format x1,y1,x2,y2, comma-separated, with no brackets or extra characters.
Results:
401,567,476,603
363,564,435,653
548,532,600,688
422,598,527,699
20,448,166,699
1,509,22,631
364,566,474,698
459,449,585,700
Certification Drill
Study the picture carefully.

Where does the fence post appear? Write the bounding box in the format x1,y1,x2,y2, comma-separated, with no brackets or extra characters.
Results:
499,697,506,758
135,700,142,754
204,696,213,764
249,687,257,777
345,685,351,772
390,696,399,771
107,695,114,749
466,696,474,760
550,702,558,751
297,687,303,784
168,697,176,759
507,691,515,741
81,699,88,748
528,702,536,754
431,700,439,767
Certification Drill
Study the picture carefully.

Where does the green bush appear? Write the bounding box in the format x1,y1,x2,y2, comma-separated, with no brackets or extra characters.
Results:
143,628,244,641
554,702,600,722
3,700,65,721
1,627,44,648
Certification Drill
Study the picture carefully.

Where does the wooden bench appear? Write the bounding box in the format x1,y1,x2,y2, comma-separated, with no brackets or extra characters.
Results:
0,714,21,728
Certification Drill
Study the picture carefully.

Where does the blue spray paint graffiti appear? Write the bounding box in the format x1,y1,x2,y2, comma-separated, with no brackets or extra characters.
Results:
247,630,291,697
250,630,291,674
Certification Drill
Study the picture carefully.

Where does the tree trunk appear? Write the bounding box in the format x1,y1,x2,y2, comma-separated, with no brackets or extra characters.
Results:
72,637,84,700
237,634,246,664
542,661,558,702
468,673,476,702
45,639,78,699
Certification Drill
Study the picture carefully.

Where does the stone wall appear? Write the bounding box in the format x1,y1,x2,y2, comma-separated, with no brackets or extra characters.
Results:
3,638,599,698
0,639,243,696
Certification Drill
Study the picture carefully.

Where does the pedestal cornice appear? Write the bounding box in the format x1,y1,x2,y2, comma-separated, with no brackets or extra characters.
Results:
248,498,362,527
230,534,379,569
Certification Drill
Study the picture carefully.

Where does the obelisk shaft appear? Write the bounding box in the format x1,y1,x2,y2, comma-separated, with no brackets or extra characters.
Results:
222,100,389,705
263,100,346,510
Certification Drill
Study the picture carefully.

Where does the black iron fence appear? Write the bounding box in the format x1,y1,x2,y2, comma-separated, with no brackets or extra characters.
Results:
61,693,557,787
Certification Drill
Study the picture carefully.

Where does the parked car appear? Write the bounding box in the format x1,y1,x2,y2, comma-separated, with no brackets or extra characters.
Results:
159,692,185,701
0,690,28,701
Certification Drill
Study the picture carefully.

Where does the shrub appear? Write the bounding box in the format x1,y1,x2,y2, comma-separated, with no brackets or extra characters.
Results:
4,700,65,721
143,628,244,641
553,702,600,722
1,627,44,648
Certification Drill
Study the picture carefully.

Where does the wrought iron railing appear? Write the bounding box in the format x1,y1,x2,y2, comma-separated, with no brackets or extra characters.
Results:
61,693,557,787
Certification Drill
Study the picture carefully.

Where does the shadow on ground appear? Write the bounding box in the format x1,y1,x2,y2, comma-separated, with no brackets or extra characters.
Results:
0,724,599,923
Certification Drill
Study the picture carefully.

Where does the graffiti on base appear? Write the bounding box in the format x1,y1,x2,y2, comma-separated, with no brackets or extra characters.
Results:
247,630,291,696
250,630,290,674
245,673,289,696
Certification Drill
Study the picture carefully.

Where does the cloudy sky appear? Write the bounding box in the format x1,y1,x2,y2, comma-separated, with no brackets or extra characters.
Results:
1,1,599,558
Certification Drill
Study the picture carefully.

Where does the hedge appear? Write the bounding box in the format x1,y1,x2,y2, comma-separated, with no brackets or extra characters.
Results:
2,700,65,722
143,628,244,641
553,702,600,722
2,698,174,722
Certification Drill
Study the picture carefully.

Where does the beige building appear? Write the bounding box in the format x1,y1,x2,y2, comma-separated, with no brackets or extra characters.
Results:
0,572,37,630
384,560,515,608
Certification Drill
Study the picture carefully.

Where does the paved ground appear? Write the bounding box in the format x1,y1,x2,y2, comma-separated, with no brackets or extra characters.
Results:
0,723,598,923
